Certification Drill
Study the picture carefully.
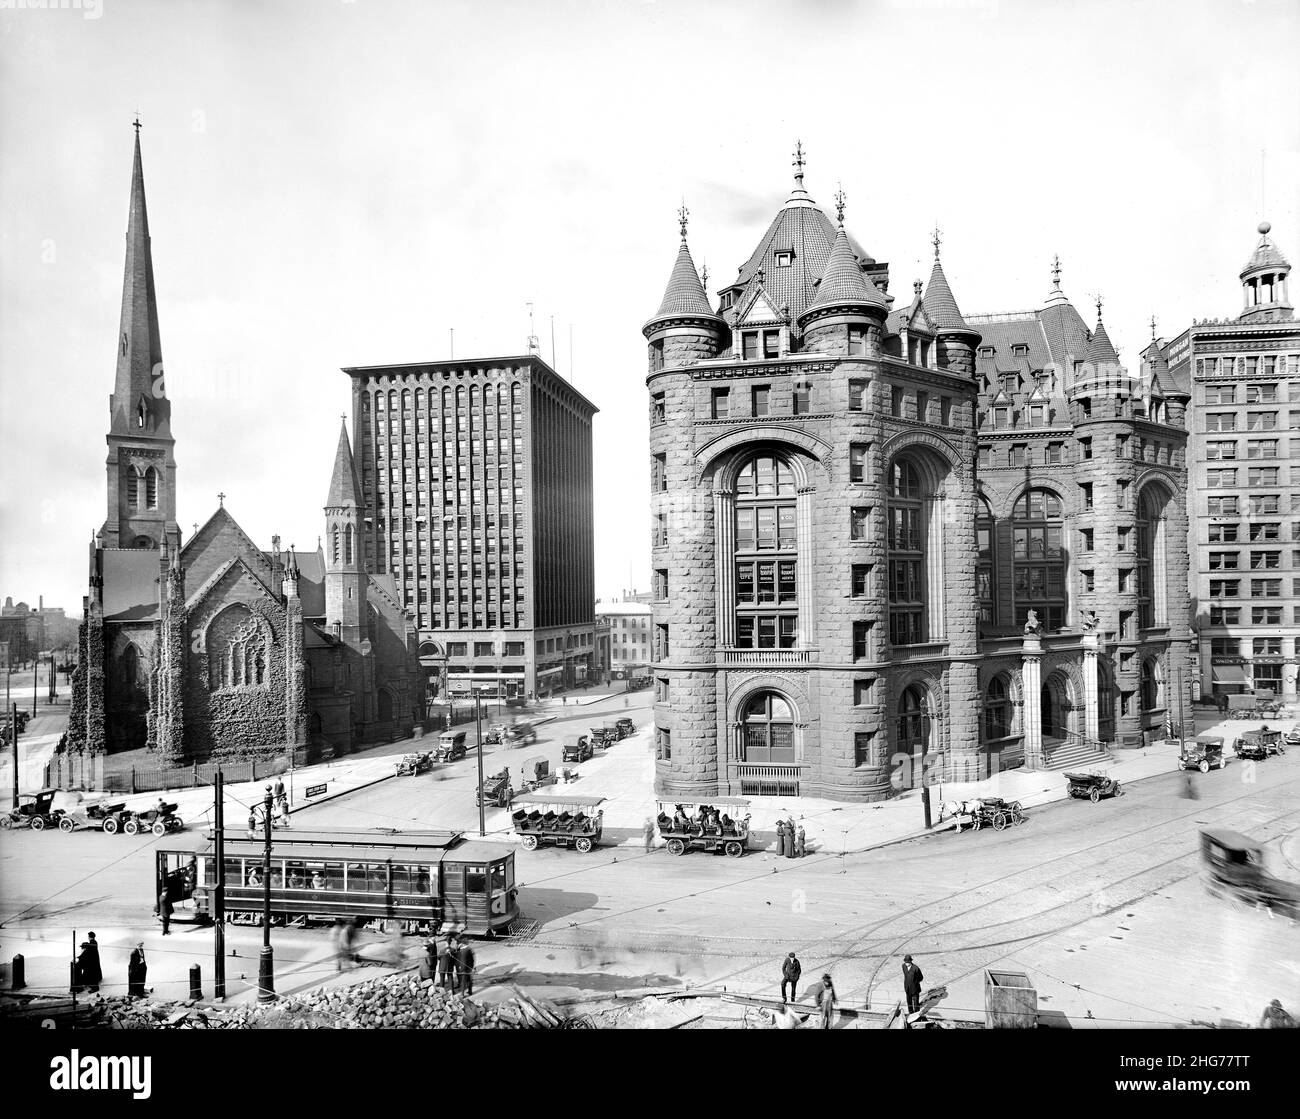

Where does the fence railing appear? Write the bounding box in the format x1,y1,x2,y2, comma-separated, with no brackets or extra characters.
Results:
44,747,310,795
718,648,819,667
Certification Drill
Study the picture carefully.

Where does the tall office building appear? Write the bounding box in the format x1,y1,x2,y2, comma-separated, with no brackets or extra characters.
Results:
1162,221,1298,702
343,355,598,702
644,153,1192,802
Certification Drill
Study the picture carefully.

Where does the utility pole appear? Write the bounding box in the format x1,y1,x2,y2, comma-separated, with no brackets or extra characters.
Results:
11,702,20,811
475,693,486,837
32,654,38,718
213,770,225,1000
257,787,276,1001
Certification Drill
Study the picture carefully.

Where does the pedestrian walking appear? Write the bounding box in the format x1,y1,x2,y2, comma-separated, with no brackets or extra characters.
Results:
438,935,458,990
775,819,787,855
902,954,924,1014
127,942,147,997
74,941,93,993
82,931,102,993
815,973,836,1029
795,826,806,858
274,776,289,824
456,938,477,996
643,816,656,853
780,951,802,1003
158,887,173,935
1259,998,1296,1029
247,807,258,841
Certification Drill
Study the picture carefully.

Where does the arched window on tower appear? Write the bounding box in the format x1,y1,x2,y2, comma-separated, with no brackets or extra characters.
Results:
122,643,140,693
1140,657,1163,712
331,525,341,565
733,453,798,649
344,524,354,566
888,460,926,645
1136,486,1169,629
127,469,140,509
1012,488,1065,631
144,467,159,510
740,691,796,764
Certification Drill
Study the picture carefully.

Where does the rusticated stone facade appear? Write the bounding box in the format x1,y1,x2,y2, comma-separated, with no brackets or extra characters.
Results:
644,162,1193,802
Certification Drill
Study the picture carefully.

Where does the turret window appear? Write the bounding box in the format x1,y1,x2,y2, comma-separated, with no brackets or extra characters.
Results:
848,326,868,356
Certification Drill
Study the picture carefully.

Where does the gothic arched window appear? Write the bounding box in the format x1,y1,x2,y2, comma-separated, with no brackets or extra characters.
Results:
741,691,795,763
1136,487,1169,629
144,467,159,510
733,453,797,649
344,524,354,566
207,605,269,691
331,525,341,565
1012,488,1065,631
888,459,926,645
122,643,140,692
127,469,140,509
984,675,1012,740
1140,657,1163,712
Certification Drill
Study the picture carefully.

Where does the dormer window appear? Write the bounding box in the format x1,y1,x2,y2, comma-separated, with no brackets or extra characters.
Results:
720,291,736,311
979,346,995,359
1012,343,1029,359
774,250,794,268
1001,374,1018,396
742,329,780,361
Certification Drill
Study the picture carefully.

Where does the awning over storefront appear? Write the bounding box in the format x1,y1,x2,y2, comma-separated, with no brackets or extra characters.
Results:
447,672,522,681
1211,665,1250,685
537,666,563,679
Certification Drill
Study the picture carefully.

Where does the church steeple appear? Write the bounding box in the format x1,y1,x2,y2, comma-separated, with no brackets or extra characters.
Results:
325,419,366,631
102,120,179,552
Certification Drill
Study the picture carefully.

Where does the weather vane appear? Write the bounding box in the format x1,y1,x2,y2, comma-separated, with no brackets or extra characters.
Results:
792,140,805,185
678,200,689,241
1051,254,1062,289
700,260,709,290
932,224,942,260
1095,294,1104,320
834,184,845,226
1150,314,1157,340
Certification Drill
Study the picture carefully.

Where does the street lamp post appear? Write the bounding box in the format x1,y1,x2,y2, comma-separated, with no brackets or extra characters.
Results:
257,787,276,1001
475,693,486,837
442,652,450,731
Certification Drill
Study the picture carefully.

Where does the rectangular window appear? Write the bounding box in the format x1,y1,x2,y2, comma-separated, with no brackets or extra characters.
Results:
1248,467,1279,486
503,642,525,657
1208,551,1240,570
853,678,874,706
1209,606,1240,625
854,731,875,768
1254,637,1283,655
849,443,869,483
656,677,670,703
916,392,929,421
1206,441,1237,460
742,332,758,361
1247,439,1279,459
1208,580,1240,598
1010,444,1026,468
1247,411,1278,430
1118,568,1133,593
850,506,870,541
711,387,730,419
652,453,668,493
1206,469,1238,487
1205,383,1236,405
651,393,665,425
849,379,868,410
1253,607,1282,625
473,641,494,657
1079,437,1093,460
1046,442,1063,465
978,445,991,468
1205,413,1237,432
1117,480,1130,509
848,326,868,355
1250,551,1280,570
940,397,952,426
1249,494,1280,515
1081,528,1094,552
655,624,669,660
1210,638,1240,657
1080,482,1093,510
1117,527,1130,552
1246,383,1278,403
891,386,904,418
763,331,780,359
1207,496,1240,517
654,512,668,548
1081,569,1095,592
447,642,467,657
1251,579,1282,598
792,382,811,415
654,568,668,600
851,563,871,597
852,620,873,660
752,386,770,416
656,727,671,761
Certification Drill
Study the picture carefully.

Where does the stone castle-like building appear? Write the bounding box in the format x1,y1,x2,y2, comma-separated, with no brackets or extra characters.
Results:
644,151,1193,802
68,125,420,762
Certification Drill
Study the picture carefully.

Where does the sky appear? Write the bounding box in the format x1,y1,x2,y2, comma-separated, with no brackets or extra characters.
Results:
1,0,1297,619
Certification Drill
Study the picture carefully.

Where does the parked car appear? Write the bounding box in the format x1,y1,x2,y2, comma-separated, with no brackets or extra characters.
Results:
615,717,635,739
58,800,134,834
1178,736,1229,774
476,768,515,809
431,730,468,762
0,789,63,831
562,735,594,764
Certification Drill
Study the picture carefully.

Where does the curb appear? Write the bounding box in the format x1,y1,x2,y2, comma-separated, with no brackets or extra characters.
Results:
289,769,400,815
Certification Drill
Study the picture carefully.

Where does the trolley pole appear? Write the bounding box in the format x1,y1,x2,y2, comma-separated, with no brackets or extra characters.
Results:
257,787,276,1001
213,770,225,1000
475,693,485,837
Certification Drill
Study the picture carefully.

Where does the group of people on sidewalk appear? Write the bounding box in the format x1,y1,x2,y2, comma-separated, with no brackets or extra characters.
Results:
775,818,806,858
72,932,148,997
426,933,478,995
776,950,924,1029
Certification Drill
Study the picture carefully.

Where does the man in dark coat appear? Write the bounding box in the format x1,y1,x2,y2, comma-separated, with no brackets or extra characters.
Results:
127,942,147,997
780,951,801,1003
438,936,458,990
902,954,924,1014
82,931,102,992
456,938,477,996
158,888,173,935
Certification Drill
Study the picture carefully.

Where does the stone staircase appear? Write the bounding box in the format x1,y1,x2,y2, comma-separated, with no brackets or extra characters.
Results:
1043,734,1112,771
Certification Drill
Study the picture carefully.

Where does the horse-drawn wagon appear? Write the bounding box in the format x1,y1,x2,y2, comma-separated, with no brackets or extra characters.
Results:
939,796,1027,832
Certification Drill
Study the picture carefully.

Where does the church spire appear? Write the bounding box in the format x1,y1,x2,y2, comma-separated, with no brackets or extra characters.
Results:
326,417,363,510
110,120,167,437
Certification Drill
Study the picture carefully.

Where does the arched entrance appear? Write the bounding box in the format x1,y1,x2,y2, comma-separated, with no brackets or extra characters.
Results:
894,683,933,790
1041,670,1075,744
740,691,796,764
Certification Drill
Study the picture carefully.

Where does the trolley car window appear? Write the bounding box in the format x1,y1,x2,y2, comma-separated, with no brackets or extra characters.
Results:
285,861,307,888
224,858,243,888
346,863,365,890
307,862,343,890
490,863,507,892
465,865,486,893
369,864,389,892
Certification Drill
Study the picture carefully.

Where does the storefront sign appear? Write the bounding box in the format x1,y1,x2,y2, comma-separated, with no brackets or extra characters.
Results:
305,783,327,798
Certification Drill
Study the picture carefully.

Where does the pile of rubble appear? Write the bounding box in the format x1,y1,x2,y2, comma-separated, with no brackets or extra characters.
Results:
2,974,586,1030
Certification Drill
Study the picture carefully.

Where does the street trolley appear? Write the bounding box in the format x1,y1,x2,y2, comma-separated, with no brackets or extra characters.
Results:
511,793,605,853
1200,828,1300,919
154,828,520,937
655,797,752,857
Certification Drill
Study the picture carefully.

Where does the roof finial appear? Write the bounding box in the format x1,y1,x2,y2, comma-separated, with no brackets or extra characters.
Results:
792,140,805,188
834,183,846,227
700,260,709,290
218,491,226,508
1095,294,1104,321
932,224,942,260
678,200,689,242
132,113,142,134
1150,314,1157,341
1051,254,1062,290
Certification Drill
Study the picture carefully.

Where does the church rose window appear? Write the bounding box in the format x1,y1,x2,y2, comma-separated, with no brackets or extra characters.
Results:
207,604,269,691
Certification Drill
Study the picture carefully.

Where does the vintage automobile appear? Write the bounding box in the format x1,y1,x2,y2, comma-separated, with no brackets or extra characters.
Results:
1200,828,1300,919
0,788,63,831
1283,726,1300,748
125,800,184,837
655,797,752,857
431,730,469,762
396,751,434,776
590,724,619,748
58,799,134,834
561,735,594,764
511,793,605,853
476,768,515,809
501,721,538,747
518,756,557,794
1065,771,1124,802
614,717,635,739
1178,736,1229,774
1233,729,1285,761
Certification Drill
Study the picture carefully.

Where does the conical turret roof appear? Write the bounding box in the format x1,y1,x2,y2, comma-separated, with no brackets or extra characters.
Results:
326,421,362,509
803,224,887,318
922,255,973,333
1085,314,1120,367
650,238,717,322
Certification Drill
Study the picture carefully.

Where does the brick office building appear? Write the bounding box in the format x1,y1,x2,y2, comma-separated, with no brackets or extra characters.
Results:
1160,222,1299,703
644,155,1193,802
342,355,598,703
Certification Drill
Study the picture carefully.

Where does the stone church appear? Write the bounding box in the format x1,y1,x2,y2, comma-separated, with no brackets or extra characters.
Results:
68,126,421,762
644,148,1193,802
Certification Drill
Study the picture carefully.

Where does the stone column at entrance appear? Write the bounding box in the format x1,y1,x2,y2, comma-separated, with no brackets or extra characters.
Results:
1021,633,1044,769
1081,630,1100,744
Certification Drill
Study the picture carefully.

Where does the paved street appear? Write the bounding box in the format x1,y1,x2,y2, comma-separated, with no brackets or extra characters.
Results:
2,689,1296,1024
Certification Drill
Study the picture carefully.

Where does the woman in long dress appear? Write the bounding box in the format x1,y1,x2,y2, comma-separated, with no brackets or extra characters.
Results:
127,942,147,997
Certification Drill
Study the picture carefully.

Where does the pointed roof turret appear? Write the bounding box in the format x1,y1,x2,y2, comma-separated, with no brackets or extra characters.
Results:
922,228,974,333
110,119,167,436
326,419,363,509
800,188,887,320
1238,220,1293,323
644,203,722,334
1085,298,1120,367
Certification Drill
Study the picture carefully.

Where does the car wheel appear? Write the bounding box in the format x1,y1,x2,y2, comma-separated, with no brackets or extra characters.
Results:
171,817,183,831
103,817,118,834
152,820,167,837
59,816,75,833
992,812,1008,831
521,835,538,851
30,816,46,831
1199,760,1210,774
0,816,11,829
724,841,743,858
667,838,686,856
124,819,139,836
575,837,593,854
1279,744,1287,756
1089,789,1100,803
